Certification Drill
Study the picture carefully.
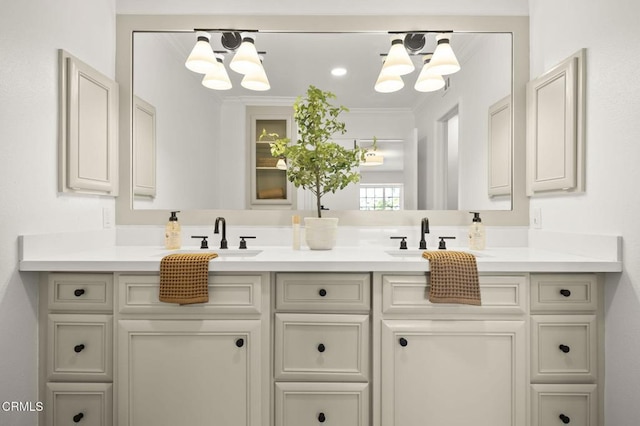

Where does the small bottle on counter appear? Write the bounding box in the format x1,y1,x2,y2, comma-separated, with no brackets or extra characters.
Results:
164,211,182,250
292,215,301,250
468,211,486,250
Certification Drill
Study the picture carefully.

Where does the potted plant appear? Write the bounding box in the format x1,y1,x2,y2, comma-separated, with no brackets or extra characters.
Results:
268,85,364,249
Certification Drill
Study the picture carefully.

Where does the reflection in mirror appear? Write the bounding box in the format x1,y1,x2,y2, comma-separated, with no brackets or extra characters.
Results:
132,31,512,212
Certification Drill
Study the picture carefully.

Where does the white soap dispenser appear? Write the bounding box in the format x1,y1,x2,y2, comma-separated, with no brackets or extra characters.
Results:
468,211,486,250
164,211,182,250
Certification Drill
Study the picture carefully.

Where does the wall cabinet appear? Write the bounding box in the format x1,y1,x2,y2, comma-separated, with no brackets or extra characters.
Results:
248,107,295,208
132,96,156,197
488,95,512,197
58,50,118,196
526,50,585,195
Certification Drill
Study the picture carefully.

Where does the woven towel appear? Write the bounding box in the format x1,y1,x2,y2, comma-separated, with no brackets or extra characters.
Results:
422,251,481,305
159,253,218,305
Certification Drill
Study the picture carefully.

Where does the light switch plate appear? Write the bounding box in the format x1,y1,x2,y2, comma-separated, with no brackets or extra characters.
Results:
532,208,542,229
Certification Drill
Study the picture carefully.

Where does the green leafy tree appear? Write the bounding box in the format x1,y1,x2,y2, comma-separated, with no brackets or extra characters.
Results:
269,86,364,218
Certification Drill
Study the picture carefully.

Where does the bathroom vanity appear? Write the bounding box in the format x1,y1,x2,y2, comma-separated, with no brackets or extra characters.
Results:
20,233,620,426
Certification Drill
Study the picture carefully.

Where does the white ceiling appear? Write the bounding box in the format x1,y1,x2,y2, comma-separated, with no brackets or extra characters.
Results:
117,0,529,16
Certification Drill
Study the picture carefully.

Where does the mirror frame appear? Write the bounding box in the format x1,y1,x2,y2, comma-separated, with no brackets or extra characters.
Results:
116,14,529,226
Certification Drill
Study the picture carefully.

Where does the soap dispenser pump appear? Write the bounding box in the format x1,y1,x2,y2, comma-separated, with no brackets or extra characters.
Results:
164,211,182,250
468,212,486,250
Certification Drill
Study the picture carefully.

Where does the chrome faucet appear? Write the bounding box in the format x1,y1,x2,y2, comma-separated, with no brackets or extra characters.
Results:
419,217,430,250
214,217,228,249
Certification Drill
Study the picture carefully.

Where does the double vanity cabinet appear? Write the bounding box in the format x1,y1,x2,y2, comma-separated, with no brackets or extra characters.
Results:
37,267,604,426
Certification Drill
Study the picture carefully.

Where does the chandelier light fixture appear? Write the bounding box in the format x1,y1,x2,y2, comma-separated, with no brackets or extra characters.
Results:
374,31,460,94
185,30,269,92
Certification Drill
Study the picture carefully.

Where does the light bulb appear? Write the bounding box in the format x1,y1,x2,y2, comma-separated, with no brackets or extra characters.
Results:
229,33,262,75
202,54,232,90
381,35,415,76
429,33,461,75
414,54,445,92
185,32,217,74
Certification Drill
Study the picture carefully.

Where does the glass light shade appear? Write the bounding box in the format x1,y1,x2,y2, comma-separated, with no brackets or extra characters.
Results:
202,56,232,90
414,54,446,92
241,62,270,91
361,151,384,166
381,36,415,76
229,34,262,75
429,34,461,75
276,158,287,170
375,68,404,93
185,32,217,74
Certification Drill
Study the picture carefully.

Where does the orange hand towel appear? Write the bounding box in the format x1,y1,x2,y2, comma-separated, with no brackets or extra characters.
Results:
422,251,481,305
159,253,218,305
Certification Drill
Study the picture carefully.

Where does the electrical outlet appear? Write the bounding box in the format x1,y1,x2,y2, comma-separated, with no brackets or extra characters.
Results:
532,208,542,229
102,207,114,229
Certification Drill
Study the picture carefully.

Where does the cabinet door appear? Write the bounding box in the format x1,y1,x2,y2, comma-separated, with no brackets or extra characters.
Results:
526,49,585,195
118,320,262,426
59,49,118,195
133,95,156,197
381,320,526,426
488,95,512,197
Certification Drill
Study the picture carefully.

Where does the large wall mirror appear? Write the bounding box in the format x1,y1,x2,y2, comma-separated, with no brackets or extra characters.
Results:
116,15,529,226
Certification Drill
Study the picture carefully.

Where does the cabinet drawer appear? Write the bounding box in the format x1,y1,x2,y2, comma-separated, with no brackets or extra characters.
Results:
48,273,113,312
275,382,369,426
118,274,263,314
531,315,597,383
531,384,597,426
47,314,113,382
46,382,113,426
382,274,526,314
531,274,597,312
275,313,369,381
276,273,370,312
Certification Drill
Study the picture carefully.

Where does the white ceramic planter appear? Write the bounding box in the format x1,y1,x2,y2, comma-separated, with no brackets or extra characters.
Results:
304,217,339,250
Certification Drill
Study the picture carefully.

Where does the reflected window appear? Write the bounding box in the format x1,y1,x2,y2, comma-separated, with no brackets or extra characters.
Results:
359,184,403,211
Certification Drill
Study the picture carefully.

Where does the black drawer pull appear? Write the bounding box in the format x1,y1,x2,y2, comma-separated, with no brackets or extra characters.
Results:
559,344,571,353
317,343,326,353
236,338,244,348
399,337,408,347
318,288,327,297
73,412,84,422
560,289,571,297
318,412,326,423
559,413,571,424
74,289,85,297
74,344,85,353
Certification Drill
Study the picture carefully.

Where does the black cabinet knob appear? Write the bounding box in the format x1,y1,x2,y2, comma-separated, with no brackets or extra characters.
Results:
73,412,84,422
317,343,326,353
236,338,244,348
318,288,327,297
399,337,408,347
74,344,85,353
559,413,571,424
559,344,571,353
74,289,85,297
318,412,326,423
560,289,571,297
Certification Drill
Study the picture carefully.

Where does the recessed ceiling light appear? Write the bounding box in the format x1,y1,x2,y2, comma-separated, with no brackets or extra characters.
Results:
331,67,347,77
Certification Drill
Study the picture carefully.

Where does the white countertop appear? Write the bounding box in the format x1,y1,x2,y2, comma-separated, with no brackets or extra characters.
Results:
18,244,622,273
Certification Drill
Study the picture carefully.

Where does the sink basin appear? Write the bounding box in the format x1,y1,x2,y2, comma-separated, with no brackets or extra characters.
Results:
157,249,263,258
385,249,489,258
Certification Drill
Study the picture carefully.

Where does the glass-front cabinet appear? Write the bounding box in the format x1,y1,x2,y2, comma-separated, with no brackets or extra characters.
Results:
248,106,295,209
